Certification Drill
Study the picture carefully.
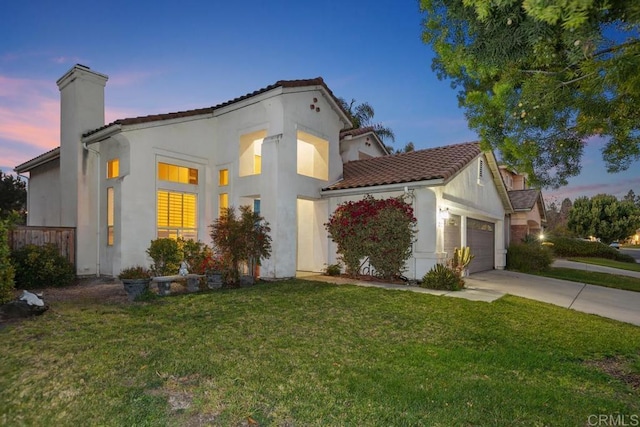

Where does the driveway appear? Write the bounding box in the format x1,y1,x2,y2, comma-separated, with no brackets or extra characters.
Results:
465,269,640,326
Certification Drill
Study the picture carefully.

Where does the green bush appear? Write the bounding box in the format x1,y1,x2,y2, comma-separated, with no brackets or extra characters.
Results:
0,220,15,303
146,238,182,276
11,244,75,288
420,263,463,291
324,263,342,276
548,236,636,263
506,242,554,272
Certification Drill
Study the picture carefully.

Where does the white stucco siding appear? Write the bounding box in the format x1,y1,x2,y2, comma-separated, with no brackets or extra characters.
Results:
25,159,61,227
340,134,387,163
441,155,507,270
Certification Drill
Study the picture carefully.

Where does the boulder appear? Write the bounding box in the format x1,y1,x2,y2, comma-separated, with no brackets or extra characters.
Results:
0,291,49,320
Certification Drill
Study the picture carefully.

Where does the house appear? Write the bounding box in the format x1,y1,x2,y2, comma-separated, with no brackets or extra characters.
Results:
322,143,513,275
499,166,547,243
15,64,513,280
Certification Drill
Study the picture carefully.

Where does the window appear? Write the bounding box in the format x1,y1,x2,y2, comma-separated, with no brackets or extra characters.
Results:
219,193,229,217
158,162,198,184
157,190,197,240
107,187,114,245
107,158,119,179
297,131,328,180
239,130,266,176
219,169,229,186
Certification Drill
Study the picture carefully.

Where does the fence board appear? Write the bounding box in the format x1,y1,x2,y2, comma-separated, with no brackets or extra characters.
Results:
8,226,76,266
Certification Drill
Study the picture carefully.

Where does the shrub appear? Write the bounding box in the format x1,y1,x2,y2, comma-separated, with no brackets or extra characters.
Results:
11,244,75,288
146,238,182,276
210,205,272,284
420,263,463,291
118,265,152,280
548,236,636,263
0,220,15,303
507,242,554,272
324,263,342,276
179,238,213,275
325,195,417,278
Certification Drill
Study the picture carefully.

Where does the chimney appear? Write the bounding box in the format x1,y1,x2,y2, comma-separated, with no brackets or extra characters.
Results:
57,64,108,275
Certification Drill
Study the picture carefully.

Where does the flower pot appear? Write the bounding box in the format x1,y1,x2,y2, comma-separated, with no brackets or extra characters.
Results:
206,271,223,289
240,274,255,287
122,279,150,301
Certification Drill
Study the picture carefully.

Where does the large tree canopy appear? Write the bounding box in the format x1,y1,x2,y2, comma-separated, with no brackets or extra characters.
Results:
421,0,640,188
567,194,640,243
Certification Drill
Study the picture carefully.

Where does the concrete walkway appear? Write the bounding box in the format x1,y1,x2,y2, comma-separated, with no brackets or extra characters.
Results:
298,265,640,326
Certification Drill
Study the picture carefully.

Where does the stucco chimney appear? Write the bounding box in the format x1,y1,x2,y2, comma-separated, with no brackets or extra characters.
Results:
56,64,108,275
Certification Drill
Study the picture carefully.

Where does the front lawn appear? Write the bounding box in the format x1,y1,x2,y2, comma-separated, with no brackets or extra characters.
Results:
536,268,640,292
568,257,640,272
1,280,639,426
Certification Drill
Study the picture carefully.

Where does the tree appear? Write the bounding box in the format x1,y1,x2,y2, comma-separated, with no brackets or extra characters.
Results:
421,0,640,188
623,189,640,207
338,98,396,144
209,205,271,283
0,171,26,222
567,194,640,243
388,142,416,154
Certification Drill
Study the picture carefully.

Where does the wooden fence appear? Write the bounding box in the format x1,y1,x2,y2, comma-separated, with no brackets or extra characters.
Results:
8,226,76,266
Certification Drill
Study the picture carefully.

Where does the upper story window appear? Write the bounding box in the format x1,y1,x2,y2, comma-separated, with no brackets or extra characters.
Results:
239,130,266,177
158,162,198,184
219,169,229,186
297,130,328,181
107,158,119,179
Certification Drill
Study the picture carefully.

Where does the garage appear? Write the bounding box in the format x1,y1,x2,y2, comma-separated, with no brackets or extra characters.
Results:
466,218,495,273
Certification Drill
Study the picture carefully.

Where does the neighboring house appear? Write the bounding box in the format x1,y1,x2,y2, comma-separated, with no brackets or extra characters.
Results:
499,166,547,244
15,64,513,280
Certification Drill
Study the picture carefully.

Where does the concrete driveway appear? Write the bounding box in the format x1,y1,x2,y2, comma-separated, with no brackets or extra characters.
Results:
465,269,640,326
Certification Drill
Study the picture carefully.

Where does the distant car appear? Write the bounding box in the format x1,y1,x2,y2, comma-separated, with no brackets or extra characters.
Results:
609,241,620,249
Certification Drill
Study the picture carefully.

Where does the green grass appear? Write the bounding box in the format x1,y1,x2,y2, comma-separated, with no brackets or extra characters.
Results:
568,257,640,272
2,280,640,426
535,268,640,292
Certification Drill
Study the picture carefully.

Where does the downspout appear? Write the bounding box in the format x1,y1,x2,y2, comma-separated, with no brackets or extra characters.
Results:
83,142,101,277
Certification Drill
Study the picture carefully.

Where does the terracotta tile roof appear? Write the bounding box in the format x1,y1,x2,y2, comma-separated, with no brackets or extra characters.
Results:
83,77,347,137
324,141,481,191
508,189,540,211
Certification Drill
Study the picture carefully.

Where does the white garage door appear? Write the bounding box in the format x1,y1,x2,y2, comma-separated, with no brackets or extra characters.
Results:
466,218,495,273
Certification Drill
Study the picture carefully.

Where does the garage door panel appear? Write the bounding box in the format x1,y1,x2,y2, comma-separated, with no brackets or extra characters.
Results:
467,218,494,273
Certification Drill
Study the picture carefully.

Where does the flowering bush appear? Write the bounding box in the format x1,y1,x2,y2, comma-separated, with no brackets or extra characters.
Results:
325,195,417,279
199,252,226,274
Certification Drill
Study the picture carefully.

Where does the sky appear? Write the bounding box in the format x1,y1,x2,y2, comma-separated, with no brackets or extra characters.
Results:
1,0,638,205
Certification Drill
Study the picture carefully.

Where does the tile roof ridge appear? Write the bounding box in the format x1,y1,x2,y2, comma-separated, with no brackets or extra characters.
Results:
83,76,338,138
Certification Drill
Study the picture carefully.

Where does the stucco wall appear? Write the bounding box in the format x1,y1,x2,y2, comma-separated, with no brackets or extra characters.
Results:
26,159,61,227
94,86,345,278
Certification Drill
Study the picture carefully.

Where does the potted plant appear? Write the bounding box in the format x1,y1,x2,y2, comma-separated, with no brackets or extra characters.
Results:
118,265,152,301
201,252,226,289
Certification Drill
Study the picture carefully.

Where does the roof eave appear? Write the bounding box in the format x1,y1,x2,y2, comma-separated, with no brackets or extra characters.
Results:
14,148,61,173
82,124,122,145
321,178,445,196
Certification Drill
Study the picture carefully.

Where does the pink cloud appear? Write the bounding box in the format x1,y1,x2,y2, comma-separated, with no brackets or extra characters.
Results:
545,176,640,203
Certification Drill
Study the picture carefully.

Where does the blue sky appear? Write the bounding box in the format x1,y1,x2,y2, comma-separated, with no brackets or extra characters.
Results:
1,0,638,204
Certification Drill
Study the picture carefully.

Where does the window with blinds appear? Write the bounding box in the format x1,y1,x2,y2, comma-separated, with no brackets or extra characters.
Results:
157,190,197,239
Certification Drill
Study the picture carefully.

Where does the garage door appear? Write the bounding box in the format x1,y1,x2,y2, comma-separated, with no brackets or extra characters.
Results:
466,218,495,273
